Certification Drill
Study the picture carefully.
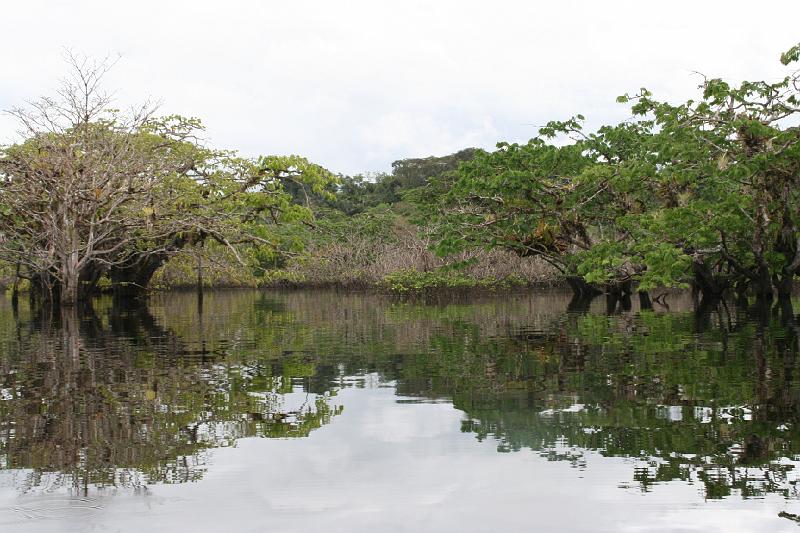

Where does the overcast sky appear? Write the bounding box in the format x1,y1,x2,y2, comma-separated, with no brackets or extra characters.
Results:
2,1,799,175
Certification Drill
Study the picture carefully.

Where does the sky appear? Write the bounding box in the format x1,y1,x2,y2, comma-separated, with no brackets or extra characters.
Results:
1,0,799,175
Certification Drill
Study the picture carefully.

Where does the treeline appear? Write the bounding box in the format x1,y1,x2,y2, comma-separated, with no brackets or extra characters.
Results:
277,41,800,306
3,44,800,307
153,145,555,292
319,148,477,214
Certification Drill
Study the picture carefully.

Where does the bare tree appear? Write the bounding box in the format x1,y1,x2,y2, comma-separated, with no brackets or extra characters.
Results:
0,54,333,307
0,55,199,305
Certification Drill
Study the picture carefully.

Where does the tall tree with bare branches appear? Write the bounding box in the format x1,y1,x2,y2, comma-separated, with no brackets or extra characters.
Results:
0,55,333,306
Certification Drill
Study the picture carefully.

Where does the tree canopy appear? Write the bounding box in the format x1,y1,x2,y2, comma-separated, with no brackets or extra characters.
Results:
0,56,334,306
414,43,800,303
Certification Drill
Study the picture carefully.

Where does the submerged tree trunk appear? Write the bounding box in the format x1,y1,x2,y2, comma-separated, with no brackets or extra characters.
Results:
692,259,728,300
11,261,20,309
751,265,774,306
565,276,602,313
776,272,795,319
638,291,652,310
567,292,596,314
603,280,632,314
60,277,79,307
110,235,192,301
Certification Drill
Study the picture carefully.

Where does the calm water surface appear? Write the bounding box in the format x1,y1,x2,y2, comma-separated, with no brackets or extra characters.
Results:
1,289,800,532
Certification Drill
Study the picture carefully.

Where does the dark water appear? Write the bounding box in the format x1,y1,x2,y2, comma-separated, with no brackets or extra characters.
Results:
1,289,800,532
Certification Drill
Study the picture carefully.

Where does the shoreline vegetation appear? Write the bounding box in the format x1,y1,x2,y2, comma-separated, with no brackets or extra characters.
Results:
1,231,562,295
149,221,560,293
143,147,564,294
1,44,800,307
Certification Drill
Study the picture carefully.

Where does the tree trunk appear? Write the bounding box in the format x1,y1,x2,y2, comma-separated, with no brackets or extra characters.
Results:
567,292,596,313
692,259,729,300
60,267,80,307
110,253,169,301
79,262,104,300
11,261,20,309
110,235,191,301
776,272,795,318
565,276,602,298
776,272,795,300
751,264,773,304
638,291,652,310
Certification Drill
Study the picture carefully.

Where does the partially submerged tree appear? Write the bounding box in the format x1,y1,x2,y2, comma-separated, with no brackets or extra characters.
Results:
614,53,800,302
0,55,333,306
416,43,800,305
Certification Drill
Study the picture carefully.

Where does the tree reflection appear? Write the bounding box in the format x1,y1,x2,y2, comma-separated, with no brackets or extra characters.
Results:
0,300,341,493
425,302,800,499
1,289,799,501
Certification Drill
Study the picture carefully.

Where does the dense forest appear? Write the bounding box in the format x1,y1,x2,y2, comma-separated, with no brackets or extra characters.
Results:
2,44,800,308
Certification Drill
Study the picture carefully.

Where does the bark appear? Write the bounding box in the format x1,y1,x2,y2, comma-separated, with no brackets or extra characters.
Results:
776,274,795,302
59,252,80,307
11,261,20,309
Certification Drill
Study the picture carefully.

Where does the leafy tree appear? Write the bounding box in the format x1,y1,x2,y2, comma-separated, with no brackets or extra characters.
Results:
412,125,617,296
416,43,800,303
315,149,478,216
611,55,800,301
0,56,334,306
391,148,477,190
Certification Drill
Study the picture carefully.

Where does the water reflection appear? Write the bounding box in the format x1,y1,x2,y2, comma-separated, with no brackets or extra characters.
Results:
0,289,799,506
0,298,341,491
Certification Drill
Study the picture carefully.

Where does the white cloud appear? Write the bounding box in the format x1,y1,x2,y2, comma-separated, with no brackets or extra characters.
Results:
1,0,799,174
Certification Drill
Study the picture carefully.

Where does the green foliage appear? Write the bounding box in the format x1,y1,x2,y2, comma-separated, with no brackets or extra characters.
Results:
780,43,800,65
391,148,477,190
382,269,527,293
413,43,800,297
317,149,477,215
